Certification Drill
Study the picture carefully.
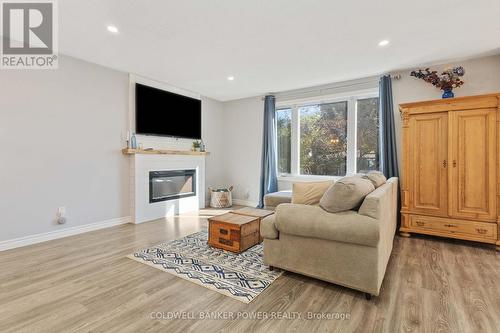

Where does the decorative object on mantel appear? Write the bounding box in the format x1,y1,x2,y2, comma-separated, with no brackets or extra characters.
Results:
209,186,233,208
130,133,137,149
410,66,465,98
121,148,209,156
192,140,201,152
199,139,206,152
126,131,131,148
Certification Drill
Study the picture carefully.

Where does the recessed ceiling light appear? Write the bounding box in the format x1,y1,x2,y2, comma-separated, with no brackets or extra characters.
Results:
227,76,234,81
378,40,390,47
107,25,119,33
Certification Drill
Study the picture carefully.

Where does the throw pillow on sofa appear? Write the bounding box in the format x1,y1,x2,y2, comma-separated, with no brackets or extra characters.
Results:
291,181,334,205
362,171,387,188
319,176,375,213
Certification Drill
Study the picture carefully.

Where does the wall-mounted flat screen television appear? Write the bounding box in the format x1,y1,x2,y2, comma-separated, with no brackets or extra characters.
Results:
135,83,202,139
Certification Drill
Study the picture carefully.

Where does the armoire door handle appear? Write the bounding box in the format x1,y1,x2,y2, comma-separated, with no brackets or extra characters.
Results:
452,160,457,167
442,160,447,168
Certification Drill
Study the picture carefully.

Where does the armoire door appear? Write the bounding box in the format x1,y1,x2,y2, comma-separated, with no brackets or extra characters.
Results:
449,108,497,221
409,112,448,216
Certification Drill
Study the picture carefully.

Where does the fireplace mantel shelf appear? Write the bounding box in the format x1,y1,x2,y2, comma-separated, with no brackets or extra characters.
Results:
122,148,210,156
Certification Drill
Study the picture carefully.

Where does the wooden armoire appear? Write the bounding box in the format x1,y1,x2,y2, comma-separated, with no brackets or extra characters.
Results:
399,93,500,250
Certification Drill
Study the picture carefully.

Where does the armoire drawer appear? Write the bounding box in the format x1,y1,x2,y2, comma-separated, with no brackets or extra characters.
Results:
409,215,497,240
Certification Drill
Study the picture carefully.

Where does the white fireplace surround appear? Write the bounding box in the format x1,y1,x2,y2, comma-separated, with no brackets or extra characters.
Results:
131,153,206,224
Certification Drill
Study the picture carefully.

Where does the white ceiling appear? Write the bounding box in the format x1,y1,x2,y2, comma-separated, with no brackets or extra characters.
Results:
59,0,500,101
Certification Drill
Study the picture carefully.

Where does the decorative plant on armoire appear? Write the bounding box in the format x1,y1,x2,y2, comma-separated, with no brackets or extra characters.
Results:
410,66,465,99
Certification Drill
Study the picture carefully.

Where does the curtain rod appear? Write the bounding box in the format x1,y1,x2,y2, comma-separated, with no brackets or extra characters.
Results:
262,75,401,100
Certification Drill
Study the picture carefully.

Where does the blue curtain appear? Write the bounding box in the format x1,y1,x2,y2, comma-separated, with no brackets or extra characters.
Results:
258,95,278,208
379,75,401,227
379,75,399,179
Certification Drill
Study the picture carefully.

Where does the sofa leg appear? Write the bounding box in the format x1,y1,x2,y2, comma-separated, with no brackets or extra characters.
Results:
365,293,372,300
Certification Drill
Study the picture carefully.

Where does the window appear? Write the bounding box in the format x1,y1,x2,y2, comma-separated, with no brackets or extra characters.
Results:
300,102,347,176
276,108,292,173
276,91,379,177
356,98,379,173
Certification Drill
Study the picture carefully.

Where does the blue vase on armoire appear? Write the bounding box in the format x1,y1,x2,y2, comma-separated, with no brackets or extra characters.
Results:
442,88,454,99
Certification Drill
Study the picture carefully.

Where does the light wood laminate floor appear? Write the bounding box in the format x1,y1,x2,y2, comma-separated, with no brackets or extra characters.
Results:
0,208,499,333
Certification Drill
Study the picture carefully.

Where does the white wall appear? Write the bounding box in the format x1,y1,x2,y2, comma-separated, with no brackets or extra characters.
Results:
0,55,225,244
202,97,226,199
391,54,500,169
222,96,264,206
0,55,130,242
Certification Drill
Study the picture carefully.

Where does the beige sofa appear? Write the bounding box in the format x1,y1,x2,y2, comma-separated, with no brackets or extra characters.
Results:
260,177,398,298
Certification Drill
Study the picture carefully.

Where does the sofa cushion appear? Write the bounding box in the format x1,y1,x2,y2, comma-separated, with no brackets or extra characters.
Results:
260,214,279,239
319,176,374,213
264,190,292,208
291,181,334,205
362,171,387,188
275,204,379,247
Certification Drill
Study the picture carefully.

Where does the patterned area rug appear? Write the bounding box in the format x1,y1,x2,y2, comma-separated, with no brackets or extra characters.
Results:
127,230,282,303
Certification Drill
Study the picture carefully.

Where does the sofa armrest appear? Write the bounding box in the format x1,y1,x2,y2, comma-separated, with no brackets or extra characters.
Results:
358,178,398,281
359,178,398,242
261,214,279,239
359,177,398,222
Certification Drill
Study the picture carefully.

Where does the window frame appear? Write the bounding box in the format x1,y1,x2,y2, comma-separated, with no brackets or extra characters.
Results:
276,88,379,181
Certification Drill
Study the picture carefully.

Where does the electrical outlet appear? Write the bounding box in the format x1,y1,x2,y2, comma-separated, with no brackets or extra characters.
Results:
58,207,66,216
56,207,67,225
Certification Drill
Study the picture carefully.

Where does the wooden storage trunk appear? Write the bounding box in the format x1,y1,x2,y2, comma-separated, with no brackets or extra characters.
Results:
208,213,260,253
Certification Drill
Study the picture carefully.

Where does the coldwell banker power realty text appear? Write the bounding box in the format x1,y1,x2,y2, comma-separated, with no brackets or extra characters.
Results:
1,0,58,69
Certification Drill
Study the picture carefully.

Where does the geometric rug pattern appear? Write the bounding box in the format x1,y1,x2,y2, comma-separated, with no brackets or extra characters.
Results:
127,230,282,303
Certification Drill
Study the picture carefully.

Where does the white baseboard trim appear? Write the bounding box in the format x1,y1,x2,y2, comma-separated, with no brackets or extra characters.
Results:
0,216,132,252
232,199,259,207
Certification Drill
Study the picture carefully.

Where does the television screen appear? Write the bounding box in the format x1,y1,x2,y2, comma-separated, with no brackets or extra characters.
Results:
135,83,202,139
